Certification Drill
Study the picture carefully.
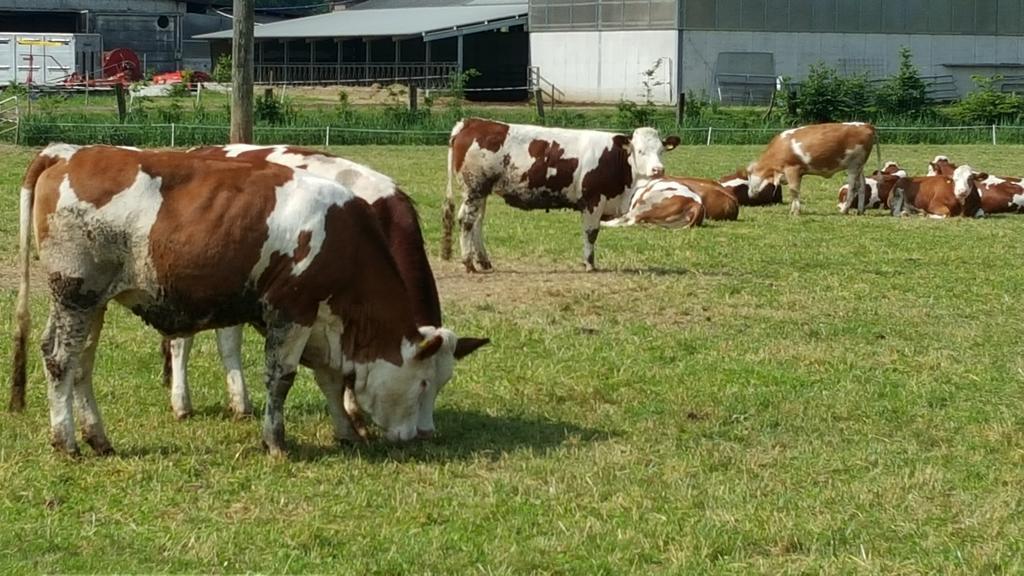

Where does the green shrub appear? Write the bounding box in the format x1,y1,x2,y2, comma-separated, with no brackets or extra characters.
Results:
781,62,874,123
949,75,1024,125
212,54,232,84
875,47,928,117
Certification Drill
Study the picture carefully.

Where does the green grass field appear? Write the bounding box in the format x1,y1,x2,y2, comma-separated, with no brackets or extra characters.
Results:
2,143,1024,573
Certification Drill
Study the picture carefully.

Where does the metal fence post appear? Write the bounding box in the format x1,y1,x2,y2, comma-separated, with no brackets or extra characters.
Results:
325,125,331,147
706,126,713,146
171,123,176,147
992,124,997,145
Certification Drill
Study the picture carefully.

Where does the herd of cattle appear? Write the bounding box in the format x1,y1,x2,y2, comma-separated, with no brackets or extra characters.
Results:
8,117,1016,457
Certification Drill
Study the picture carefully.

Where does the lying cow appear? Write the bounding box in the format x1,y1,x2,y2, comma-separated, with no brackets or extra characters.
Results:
162,145,488,438
441,117,680,272
747,122,878,215
923,155,1024,214
12,144,473,456
676,177,739,220
601,179,705,229
837,161,906,211
719,168,782,206
890,165,985,218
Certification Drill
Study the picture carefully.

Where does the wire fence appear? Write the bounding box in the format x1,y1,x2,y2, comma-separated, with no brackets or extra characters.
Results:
13,121,1024,148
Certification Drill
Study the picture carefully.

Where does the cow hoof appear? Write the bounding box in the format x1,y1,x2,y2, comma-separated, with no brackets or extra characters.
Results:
463,261,478,273
85,435,115,456
50,438,81,459
476,260,493,271
173,409,191,421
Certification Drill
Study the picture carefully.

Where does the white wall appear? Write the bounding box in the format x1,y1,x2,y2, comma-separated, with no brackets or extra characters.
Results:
681,30,1024,99
531,30,678,104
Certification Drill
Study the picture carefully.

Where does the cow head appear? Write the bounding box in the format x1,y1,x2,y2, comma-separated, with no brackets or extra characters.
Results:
746,161,783,197
953,164,987,203
626,127,680,181
351,328,489,441
928,155,956,177
414,329,490,437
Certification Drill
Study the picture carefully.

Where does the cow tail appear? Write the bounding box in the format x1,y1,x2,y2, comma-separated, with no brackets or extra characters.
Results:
873,126,882,175
441,123,462,261
10,151,59,412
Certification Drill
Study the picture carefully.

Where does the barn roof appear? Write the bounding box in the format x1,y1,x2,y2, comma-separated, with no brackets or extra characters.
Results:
194,1,527,40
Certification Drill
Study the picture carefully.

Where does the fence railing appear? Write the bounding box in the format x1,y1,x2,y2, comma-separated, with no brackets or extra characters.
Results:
12,121,1024,148
0,95,19,141
255,62,459,88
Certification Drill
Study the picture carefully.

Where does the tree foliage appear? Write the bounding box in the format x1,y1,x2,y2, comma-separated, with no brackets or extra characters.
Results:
876,47,927,117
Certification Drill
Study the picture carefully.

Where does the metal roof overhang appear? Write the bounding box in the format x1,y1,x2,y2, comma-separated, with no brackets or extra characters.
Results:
194,5,527,41
421,14,526,41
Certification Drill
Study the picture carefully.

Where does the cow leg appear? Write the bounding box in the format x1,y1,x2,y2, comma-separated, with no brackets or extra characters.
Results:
168,337,193,420
785,168,803,215
261,319,312,457
581,209,602,272
73,308,114,455
215,326,251,418
313,369,365,445
40,305,95,457
845,169,867,215
457,196,485,273
472,200,493,271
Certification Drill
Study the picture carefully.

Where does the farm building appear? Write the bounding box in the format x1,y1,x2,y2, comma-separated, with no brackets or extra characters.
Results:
0,0,234,77
529,0,1024,104
196,0,530,101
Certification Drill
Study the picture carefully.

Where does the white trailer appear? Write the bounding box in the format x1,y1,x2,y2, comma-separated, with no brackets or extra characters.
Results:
0,33,102,85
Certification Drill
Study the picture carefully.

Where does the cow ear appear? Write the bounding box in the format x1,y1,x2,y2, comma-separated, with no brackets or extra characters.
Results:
662,136,681,151
414,334,445,361
975,172,989,181
454,337,490,360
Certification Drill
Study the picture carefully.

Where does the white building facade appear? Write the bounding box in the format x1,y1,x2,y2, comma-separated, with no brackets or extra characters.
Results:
529,0,1024,104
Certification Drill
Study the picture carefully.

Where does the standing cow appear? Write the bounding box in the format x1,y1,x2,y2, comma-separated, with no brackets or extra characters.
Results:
441,118,681,272
162,145,487,438
746,122,879,215
11,144,473,456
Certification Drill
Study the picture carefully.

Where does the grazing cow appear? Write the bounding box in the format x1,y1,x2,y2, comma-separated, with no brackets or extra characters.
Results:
837,161,906,211
890,165,986,218
441,118,681,272
11,143,474,456
747,122,878,215
719,168,782,206
601,179,705,229
922,155,1024,214
160,145,487,437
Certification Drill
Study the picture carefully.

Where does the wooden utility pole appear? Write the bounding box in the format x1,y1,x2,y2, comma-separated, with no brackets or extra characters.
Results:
230,0,255,144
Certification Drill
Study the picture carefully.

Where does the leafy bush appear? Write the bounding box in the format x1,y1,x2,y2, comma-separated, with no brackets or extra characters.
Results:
780,63,873,123
616,99,656,128
876,47,928,117
212,54,232,84
948,75,1024,125
254,89,295,125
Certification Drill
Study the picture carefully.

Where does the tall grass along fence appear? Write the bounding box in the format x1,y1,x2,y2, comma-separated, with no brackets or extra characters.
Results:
13,121,1024,148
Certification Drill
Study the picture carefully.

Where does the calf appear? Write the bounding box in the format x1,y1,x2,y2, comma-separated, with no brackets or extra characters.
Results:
719,168,782,206
601,179,705,229
747,122,878,215
441,118,680,272
837,161,906,212
162,145,487,437
11,144,472,456
890,165,986,218
923,155,1024,214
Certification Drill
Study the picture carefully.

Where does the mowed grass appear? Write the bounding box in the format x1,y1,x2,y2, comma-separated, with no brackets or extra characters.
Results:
2,142,1024,573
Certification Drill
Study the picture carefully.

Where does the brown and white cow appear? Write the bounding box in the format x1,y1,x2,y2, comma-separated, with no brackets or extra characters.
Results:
923,155,1024,214
836,161,906,212
601,179,705,229
719,168,782,206
441,118,680,272
747,122,878,215
890,164,986,218
11,143,474,456
159,145,487,438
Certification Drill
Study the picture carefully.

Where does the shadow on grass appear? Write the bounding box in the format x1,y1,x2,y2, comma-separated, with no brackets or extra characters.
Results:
287,408,613,464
